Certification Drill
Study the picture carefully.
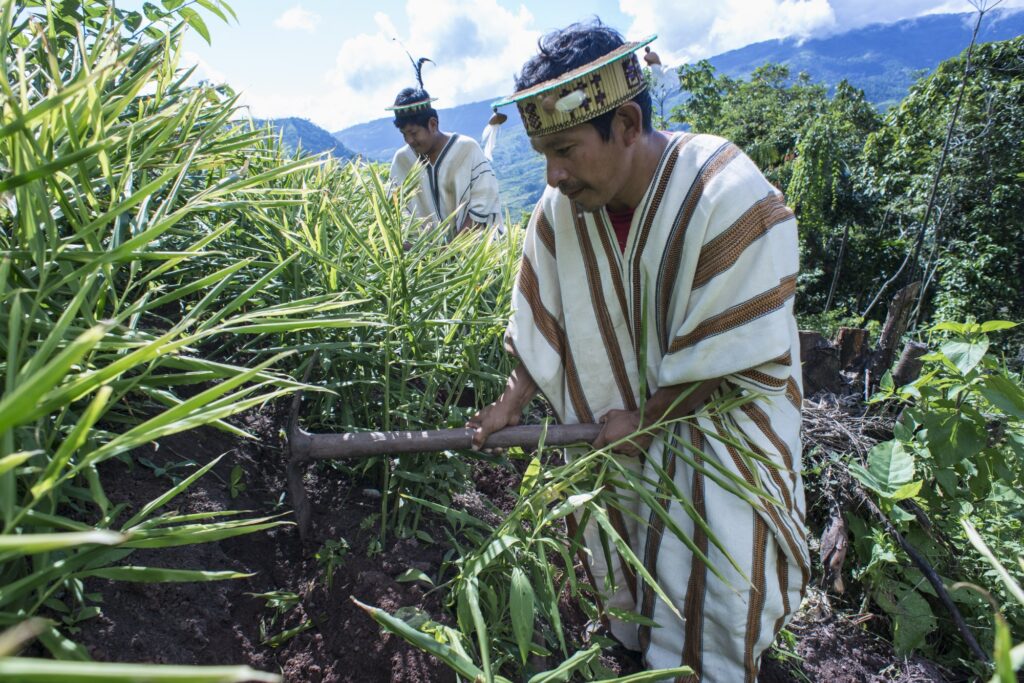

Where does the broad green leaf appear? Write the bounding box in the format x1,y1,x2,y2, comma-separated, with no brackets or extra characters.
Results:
519,456,541,496
979,320,1018,333
890,480,923,501
940,339,989,376
395,569,433,585
461,577,492,679
850,440,914,498
542,490,600,525
980,375,1024,419
509,567,535,665
993,615,1014,683
34,625,90,662
931,321,971,334
463,535,520,577
873,586,935,653
179,7,211,44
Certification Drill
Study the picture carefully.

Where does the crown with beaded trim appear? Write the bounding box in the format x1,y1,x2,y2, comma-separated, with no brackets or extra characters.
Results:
385,95,438,114
492,35,656,138
386,54,437,116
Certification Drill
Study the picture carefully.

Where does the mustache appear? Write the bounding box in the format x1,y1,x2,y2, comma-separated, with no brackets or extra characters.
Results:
558,182,585,196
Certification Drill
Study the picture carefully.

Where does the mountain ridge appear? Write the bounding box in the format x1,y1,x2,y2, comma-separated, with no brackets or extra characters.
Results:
256,117,356,159
332,9,1024,214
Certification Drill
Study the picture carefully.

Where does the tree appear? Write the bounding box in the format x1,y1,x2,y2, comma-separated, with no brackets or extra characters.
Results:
862,36,1024,327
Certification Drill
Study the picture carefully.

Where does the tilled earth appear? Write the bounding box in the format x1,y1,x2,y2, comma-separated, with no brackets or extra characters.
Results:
71,408,952,682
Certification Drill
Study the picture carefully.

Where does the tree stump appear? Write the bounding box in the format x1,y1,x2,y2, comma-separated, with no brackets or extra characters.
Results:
892,341,929,387
836,327,870,370
799,330,842,396
870,282,921,384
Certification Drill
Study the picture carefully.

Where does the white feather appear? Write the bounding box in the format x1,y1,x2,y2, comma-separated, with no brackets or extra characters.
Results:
555,90,586,113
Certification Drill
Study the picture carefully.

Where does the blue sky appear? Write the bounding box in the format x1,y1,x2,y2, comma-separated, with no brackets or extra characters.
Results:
165,0,1022,131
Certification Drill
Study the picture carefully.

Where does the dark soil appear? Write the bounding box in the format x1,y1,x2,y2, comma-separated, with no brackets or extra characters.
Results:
70,404,955,682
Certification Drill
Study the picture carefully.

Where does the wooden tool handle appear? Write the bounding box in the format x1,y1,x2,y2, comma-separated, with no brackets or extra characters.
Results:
290,423,601,461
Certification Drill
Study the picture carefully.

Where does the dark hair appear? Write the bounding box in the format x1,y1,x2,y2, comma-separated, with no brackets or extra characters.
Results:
514,20,653,140
391,87,438,129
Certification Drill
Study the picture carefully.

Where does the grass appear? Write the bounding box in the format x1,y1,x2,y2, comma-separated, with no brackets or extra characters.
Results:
1,1,516,678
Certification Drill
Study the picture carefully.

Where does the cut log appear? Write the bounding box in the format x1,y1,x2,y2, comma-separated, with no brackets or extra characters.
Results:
892,341,929,388
870,281,921,383
836,327,870,370
799,330,842,396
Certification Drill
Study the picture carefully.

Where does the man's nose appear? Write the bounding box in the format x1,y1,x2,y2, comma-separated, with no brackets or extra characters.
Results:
546,160,568,188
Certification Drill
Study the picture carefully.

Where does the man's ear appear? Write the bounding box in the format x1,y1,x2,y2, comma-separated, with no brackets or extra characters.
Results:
428,117,439,134
614,102,643,146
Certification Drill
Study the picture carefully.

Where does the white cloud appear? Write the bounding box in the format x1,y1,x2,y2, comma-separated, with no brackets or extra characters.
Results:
619,0,1024,65
181,50,228,85
274,5,319,33
234,0,1024,131
301,0,541,130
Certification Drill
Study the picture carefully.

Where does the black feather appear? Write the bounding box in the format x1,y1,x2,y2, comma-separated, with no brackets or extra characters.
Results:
413,57,434,89
392,38,434,90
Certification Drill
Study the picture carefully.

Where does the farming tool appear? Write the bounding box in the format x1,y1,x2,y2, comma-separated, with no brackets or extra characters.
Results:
286,391,600,540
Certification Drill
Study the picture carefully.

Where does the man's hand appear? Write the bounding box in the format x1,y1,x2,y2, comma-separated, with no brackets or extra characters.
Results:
466,362,538,450
593,409,652,457
465,397,521,450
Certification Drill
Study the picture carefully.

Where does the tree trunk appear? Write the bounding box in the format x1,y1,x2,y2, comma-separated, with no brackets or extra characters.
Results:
870,282,921,386
892,341,929,388
836,326,870,371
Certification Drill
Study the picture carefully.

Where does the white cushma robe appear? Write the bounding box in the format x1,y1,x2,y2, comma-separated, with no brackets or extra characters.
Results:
507,132,809,682
390,133,503,236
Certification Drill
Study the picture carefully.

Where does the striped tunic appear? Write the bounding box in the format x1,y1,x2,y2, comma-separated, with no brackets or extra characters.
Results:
390,133,503,235
506,132,809,682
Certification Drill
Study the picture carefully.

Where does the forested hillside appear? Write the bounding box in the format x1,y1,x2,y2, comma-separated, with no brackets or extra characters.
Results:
255,117,355,159
335,9,1024,216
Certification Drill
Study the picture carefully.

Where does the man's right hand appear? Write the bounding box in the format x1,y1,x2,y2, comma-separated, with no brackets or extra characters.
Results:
465,397,521,450
466,362,538,450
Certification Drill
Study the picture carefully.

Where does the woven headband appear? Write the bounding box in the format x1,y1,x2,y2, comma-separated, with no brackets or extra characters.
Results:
492,35,656,138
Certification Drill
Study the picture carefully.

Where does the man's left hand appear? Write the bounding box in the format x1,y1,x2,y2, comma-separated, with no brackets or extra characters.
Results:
593,409,652,457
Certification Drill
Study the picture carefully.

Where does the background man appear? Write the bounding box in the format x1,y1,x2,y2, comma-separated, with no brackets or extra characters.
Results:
468,21,808,682
388,87,503,238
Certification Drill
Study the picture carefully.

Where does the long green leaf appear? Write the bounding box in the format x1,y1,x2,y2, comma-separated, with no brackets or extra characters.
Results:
74,567,253,583
0,658,281,682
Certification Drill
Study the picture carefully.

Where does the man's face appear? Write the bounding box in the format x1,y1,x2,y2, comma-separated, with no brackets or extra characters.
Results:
531,119,631,213
399,120,437,157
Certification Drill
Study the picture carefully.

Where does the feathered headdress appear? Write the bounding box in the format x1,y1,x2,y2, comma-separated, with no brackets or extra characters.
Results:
385,42,437,114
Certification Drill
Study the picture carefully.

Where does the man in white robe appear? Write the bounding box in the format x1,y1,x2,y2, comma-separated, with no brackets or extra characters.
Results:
468,21,808,682
388,87,502,238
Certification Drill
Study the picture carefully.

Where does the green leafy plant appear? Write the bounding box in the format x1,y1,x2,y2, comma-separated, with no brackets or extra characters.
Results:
247,590,312,648
360,386,780,682
961,520,1024,682
228,465,247,499
848,320,1023,668
315,538,350,592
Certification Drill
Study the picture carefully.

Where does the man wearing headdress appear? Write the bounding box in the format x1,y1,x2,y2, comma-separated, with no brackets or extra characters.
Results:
389,86,503,238
468,21,808,682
